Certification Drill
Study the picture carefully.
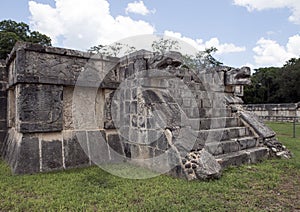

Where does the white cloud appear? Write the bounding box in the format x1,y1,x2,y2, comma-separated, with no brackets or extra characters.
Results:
233,0,300,24
125,1,155,16
29,0,155,50
164,30,246,55
252,35,300,67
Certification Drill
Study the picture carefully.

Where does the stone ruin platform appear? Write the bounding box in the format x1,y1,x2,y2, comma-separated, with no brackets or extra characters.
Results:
0,42,291,180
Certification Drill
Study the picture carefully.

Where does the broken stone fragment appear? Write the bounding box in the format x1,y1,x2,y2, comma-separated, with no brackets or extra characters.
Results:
276,151,292,159
183,149,222,181
264,138,292,159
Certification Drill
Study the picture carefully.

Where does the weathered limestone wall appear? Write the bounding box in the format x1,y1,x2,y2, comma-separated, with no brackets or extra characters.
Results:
244,103,300,122
0,60,7,153
1,42,121,174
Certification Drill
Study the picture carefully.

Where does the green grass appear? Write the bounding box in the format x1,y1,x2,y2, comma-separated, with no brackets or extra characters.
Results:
0,122,300,211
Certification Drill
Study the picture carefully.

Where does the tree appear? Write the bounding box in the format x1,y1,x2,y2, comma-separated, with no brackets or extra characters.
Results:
182,47,223,70
0,19,51,59
244,57,300,104
88,38,222,70
243,67,280,103
88,42,136,57
151,38,180,54
279,58,300,102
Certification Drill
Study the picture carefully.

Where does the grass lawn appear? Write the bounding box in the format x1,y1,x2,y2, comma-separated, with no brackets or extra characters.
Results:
0,122,299,211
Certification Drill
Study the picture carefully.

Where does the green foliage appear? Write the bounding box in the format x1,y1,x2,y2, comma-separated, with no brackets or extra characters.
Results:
280,58,300,103
89,38,222,71
244,58,300,103
182,47,223,70
0,31,19,59
151,38,180,54
88,42,136,57
244,67,281,103
151,39,222,69
0,19,51,59
0,123,299,211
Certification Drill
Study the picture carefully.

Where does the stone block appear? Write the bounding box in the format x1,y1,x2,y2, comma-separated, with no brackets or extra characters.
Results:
215,151,249,168
11,48,119,87
18,84,63,133
134,58,147,72
63,87,74,130
131,115,138,127
130,143,140,159
107,133,124,157
138,116,146,128
221,140,240,154
88,130,110,164
166,148,181,168
14,135,40,174
0,90,7,97
0,97,7,118
147,130,159,145
199,119,212,130
125,101,130,114
125,63,134,79
130,101,137,113
123,142,131,159
191,137,205,151
107,134,125,163
204,142,223,155
63,131,90,168
0,67,7,82
0,132,4,155
104,121,115,129
0,120,7,131
151,148,166,171
238,137,257,150
247,147,269,163
42,139,63,171
142,89,163,104
129,129,138,143
0,131,6,143
201,129,225,143
131,88,137,100
157,133,170,151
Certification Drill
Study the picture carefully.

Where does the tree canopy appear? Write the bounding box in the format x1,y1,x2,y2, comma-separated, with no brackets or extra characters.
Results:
0,19,52,59
89,38,222,70
244,58,300,104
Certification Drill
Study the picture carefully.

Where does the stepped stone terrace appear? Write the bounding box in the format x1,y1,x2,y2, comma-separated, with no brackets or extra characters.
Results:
0,42,291,180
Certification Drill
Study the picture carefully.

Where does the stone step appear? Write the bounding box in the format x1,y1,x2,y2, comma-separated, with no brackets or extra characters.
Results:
191,127,252,150
183,108,232,118
199,127,252,142
204,137,258,156
187,117,242,130
215,147,269,169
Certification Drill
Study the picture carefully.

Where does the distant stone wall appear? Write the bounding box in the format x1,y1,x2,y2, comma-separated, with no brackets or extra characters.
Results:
244,103,300,122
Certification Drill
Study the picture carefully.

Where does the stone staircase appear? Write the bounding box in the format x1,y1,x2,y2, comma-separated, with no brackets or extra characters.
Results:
166,79,270,171
188,111,269,169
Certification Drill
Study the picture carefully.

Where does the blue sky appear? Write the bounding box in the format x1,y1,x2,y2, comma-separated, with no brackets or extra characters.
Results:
1,0,300,69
